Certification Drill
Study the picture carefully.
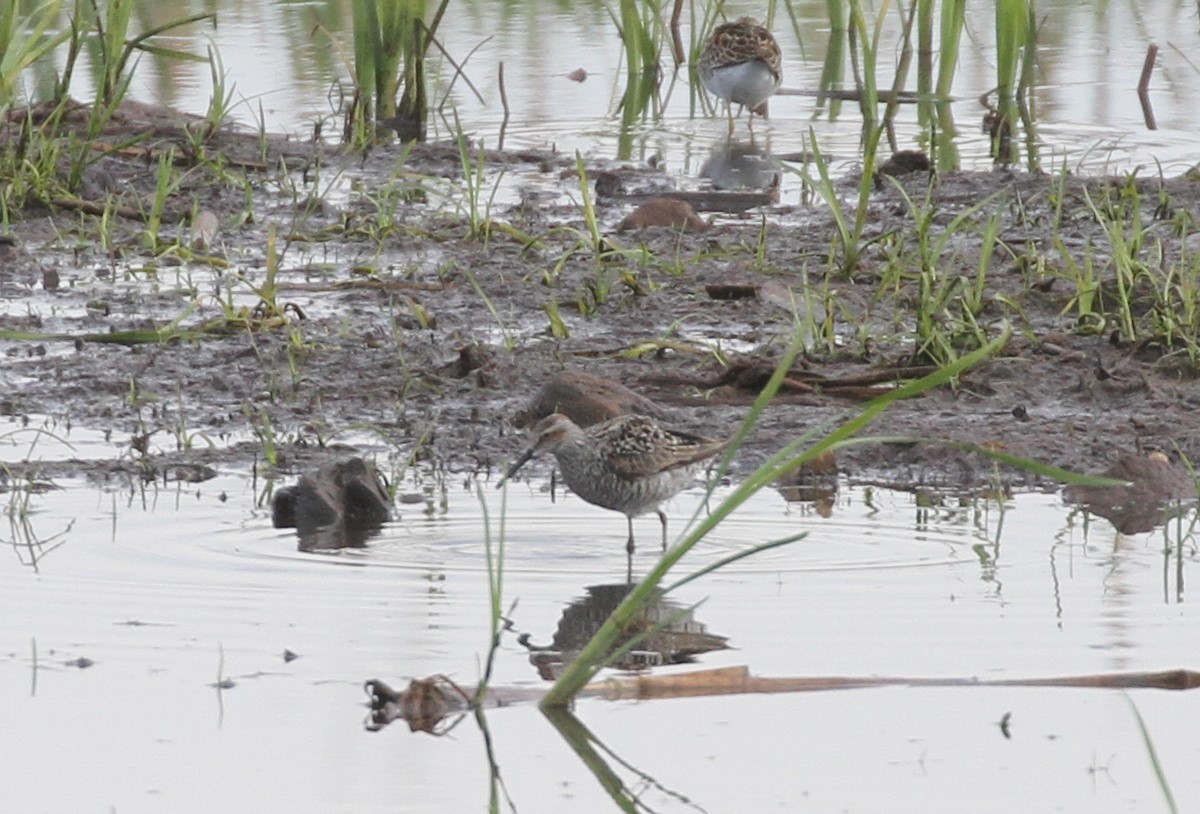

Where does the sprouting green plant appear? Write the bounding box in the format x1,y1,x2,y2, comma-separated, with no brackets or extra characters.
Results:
245,405,280,467
169,380,214,452
237,176,257,228
1055,236,1103,331
1147,225,1200,364
0,0,71,106
53,0,212,142
583,266,616,310
200,45,235,140
1083,182,1149,342
341,0,444,144
0,116,65,214
543,298,570,340
846,0,883,135
752,215,769,270
611,0,665,158
963,210,1003,316
257,221,282,316
992,0,1033,164
574,152,602,252
143,150,178,251
404,296,434,329
881,179,1005,363
125,374,157,409
347,147,422,241
799,128,885,277
464,267,513,351
912,0,969,169
794,265,839,355
452,112,504,241
934,0,967,104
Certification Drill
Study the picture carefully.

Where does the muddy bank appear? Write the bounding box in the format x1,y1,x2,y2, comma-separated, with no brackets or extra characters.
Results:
3,110,1200,496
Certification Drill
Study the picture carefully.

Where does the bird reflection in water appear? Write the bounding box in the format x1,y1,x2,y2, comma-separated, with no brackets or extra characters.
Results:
519,583,730,681
699,140,782,192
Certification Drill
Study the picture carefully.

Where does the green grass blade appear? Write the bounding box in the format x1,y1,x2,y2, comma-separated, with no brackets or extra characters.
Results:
1124,694,1179,814
540,327,1013,708
664,534,807,593
541,708,640,813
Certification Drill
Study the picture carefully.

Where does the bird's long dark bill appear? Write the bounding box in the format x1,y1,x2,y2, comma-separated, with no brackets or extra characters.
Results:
497,446,536,488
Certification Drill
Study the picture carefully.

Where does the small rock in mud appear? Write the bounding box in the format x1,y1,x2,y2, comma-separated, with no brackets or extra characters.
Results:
617,198,708,233
439,344,495,379
593,170,623,198
875,149,933,188
0,234,18,263
191,209,220,250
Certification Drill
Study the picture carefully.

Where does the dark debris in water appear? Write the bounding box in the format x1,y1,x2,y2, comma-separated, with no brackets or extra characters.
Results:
271,457,390,551
365,676,473,735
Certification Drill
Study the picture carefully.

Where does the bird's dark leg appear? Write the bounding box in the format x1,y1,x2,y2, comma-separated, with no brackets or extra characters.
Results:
657,509,668,551
626,517,636,584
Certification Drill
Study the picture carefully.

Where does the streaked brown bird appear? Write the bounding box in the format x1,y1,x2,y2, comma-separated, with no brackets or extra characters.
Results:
499,413,728,564
698,17,783,130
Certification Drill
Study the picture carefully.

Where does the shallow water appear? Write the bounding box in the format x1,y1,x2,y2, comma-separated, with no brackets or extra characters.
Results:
39,0,1200,181
2,450,1198,812
9,2,1200,811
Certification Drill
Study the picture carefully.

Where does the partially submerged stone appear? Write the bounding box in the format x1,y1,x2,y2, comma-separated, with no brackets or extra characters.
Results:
617,197,709,233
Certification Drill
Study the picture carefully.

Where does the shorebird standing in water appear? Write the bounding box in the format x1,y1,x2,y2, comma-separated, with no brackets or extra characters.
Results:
498,413,728,569
698,16,783,132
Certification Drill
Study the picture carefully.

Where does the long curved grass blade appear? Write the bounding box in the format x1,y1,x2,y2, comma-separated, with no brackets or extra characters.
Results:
664,533,807,593
1124,694,1179,814
542,707,640,813
540,328,1012,708
474,482,506,702
596,600,710,674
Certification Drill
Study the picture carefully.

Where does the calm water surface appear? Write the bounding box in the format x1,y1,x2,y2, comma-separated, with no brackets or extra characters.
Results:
32,0,1200,178
2,416,1198,812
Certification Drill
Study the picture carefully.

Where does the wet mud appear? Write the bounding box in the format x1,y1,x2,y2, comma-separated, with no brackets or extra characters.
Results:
4,107,1200,497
